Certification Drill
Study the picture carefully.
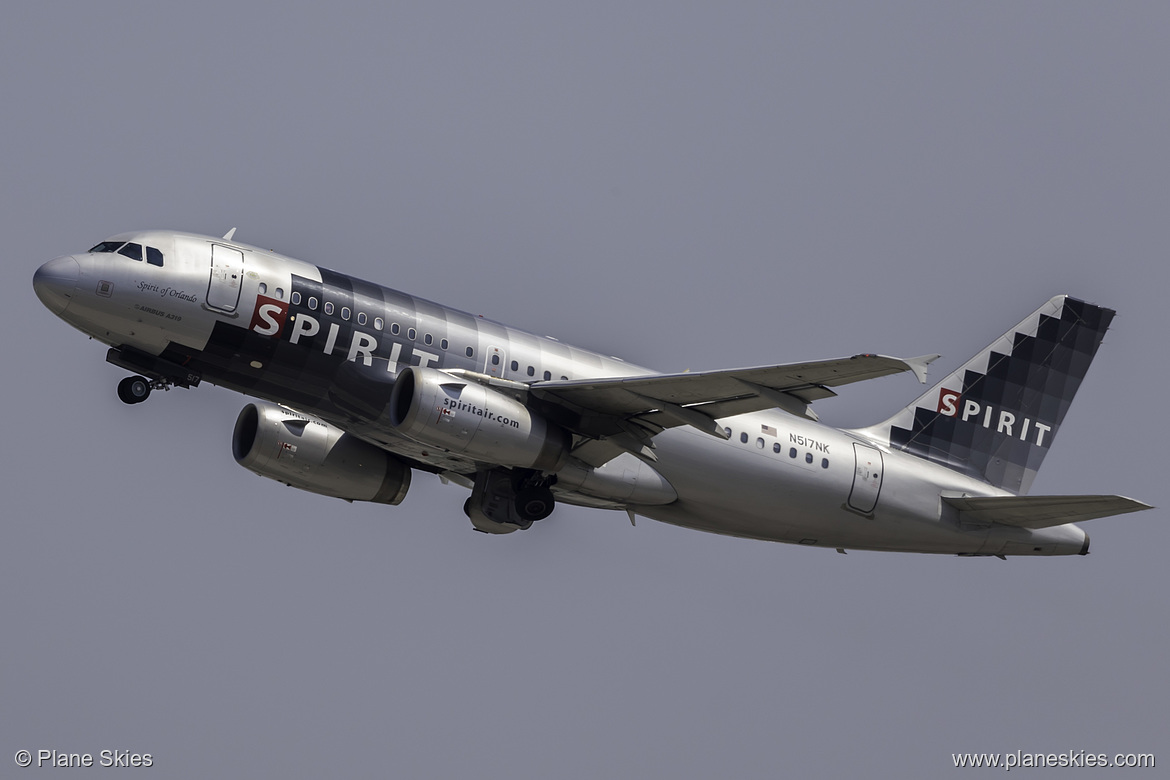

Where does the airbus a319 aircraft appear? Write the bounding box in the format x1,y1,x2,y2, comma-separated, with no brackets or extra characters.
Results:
33,230,1150,556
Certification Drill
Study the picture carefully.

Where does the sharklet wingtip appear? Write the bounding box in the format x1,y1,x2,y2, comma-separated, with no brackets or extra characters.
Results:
904,353,941,384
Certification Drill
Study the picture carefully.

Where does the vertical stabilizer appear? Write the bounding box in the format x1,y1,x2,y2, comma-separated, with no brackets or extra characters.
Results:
855,295,1114,494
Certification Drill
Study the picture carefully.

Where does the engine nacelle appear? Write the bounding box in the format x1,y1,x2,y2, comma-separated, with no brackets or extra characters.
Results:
388,367,569,472
232,402,410,504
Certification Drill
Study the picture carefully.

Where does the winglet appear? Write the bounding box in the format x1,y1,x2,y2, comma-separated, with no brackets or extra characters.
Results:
223,227,237,241
903,353,940,384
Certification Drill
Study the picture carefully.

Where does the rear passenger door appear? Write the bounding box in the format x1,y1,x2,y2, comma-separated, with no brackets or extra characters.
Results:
847,442,884,514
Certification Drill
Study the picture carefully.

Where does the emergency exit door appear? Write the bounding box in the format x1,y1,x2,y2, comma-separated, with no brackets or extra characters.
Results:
484,346,506,377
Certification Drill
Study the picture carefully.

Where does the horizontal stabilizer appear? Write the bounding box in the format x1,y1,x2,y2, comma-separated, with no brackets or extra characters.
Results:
942,494,1153,529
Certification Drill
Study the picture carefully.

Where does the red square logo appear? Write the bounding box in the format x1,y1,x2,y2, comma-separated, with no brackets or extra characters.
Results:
250,295,289,337
937,388,961,417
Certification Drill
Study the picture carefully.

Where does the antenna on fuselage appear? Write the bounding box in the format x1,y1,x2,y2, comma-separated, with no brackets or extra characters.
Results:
222,227,237,241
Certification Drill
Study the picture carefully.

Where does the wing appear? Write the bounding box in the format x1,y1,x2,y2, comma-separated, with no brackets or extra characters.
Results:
513,353,938,466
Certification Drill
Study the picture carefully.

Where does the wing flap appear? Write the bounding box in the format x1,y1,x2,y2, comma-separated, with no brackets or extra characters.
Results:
942,494,1153,529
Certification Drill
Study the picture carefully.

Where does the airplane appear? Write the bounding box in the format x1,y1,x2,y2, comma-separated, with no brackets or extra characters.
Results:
32,229,1151,556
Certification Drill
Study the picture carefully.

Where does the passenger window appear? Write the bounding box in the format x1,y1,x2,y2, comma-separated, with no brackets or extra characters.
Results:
440,338,449,350
118,242,143,261
145,246,164,267
308,296,318,310
510,360,519,371
821,458,829,469
805,453,814,464
723,427,732,438
258,282,268,295
789,448,797,458
560,376,568,381
357,312,367,325
391,323,400,335
374,317,383,330
424,333,432,345
756,438,764,449
324,302,334,315
292,292,302,305
527,365,535,377
491,354,500,365
341,307,351,321
274,287,284,299
740,432,748,444
466,346,474,358
773,443,781,454
407,328,416,340
543,371,551,380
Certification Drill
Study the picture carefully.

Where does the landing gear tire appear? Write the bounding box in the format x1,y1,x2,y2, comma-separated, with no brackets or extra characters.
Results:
117,375,151,405
515,486,555,522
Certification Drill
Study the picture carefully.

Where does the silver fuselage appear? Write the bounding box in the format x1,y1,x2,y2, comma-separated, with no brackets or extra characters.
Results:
34,230,1088,555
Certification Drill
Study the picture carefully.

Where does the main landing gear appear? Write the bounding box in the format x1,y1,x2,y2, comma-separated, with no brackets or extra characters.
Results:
464,468,557,534
511,468,556,522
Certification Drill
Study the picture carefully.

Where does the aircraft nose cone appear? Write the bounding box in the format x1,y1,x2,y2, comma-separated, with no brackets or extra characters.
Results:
33,255,80,315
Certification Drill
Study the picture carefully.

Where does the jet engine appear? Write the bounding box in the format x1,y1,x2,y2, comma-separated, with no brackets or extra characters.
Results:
232,402,410,504
388,367,569,472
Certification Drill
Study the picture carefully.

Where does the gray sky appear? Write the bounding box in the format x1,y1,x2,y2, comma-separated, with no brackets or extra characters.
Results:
3,2,1167,777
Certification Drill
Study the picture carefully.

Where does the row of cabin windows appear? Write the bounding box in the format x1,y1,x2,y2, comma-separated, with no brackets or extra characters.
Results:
279,287,570,379
284,291,457,350
490,355,566,380
508,359,564,381
729,429,830,469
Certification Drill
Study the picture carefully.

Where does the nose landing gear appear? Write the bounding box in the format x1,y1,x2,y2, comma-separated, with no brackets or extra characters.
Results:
116,374,177,404
117,375,152,404
108,347,201,405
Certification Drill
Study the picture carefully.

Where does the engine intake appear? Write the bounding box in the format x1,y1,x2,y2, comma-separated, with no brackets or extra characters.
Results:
388,367,569,472
233,402,410,504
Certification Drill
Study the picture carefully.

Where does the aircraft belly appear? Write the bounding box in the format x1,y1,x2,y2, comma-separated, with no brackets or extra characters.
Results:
638,424,999,554
639,425,852,541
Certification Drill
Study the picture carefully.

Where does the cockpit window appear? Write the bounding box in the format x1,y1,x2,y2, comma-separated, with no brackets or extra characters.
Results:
90,240,164,266
118,242,143,261
90,241,125,253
